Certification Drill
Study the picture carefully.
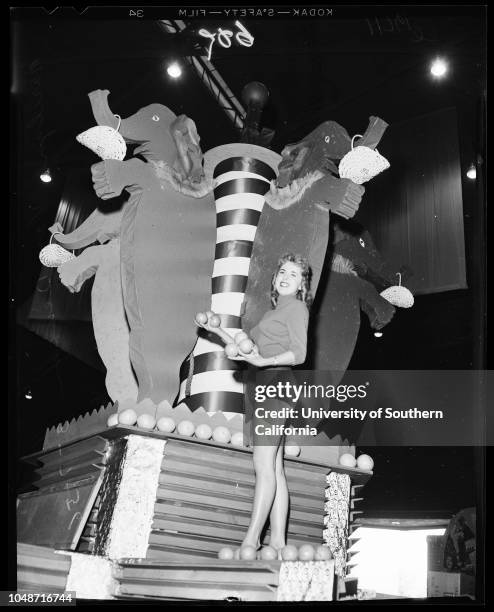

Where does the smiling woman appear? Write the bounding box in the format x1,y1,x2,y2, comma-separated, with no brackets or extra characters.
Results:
193,252,312,556
245,253,312,368
230,253,311,554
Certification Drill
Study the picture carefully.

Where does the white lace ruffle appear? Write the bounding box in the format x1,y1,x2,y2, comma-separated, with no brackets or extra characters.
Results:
151,160,215,198
277,560,335,601
39,244,75,268
265,170,324,210
324,472,351,578
339,145,390,185
76,126,127,161
380,285,414,308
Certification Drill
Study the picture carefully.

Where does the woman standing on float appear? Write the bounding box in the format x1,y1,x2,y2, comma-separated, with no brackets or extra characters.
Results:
198,252,311,554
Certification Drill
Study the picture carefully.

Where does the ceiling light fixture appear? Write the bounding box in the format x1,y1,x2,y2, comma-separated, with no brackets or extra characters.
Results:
430,57,448,79
374,331,383,338
40,168,52,183
166,62,182,78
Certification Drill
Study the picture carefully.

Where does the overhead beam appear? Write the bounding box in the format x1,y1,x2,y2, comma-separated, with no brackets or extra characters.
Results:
158,20,245,131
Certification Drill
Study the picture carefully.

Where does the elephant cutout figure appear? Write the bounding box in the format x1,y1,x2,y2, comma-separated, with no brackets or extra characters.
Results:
312,218,413,377
284,219,412,445
54,233,138,404
49,203,138,404
242,117,389,334
54,89,217,408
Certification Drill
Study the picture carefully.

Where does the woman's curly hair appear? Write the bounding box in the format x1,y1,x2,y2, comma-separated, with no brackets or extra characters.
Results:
270,253,313,309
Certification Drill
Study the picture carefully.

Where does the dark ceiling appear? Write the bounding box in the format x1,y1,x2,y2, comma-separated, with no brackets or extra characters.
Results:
13,8,484,163
10,6,487,518
12,6,485,300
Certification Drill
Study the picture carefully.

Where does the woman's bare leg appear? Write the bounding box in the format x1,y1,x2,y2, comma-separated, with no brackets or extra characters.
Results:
268,441,289,550
240,441,281,549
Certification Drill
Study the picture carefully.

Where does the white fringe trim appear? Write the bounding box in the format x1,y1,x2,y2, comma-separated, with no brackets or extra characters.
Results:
277,561,335,601
151,160,216,198
62,552,117,600
265,170,324,210
330,254,358,276
106,435,166,560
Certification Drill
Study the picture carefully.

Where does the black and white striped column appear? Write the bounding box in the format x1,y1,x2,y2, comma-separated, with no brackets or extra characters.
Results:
178,148,279,416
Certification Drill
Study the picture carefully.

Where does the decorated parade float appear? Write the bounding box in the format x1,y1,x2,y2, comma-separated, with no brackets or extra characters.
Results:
16,84,410,602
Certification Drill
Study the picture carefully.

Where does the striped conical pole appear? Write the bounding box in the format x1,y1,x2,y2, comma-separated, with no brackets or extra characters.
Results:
178,144,280,416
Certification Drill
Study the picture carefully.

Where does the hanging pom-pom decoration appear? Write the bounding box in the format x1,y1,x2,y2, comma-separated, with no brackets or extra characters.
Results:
76,114,126,161
339,134,390,185
39,232,75,268
380,272,414,308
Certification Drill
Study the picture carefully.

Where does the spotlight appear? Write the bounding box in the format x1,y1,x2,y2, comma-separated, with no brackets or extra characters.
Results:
40,168,52,183
374,331,383,338
430,57,448,79
466,164,476,180
25,390,32,400
166,62,182,79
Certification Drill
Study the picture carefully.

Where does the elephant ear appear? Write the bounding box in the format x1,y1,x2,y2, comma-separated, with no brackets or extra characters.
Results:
170,114,204,182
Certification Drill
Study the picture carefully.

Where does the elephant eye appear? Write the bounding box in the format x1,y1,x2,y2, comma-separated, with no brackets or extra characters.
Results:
359,238,366,248
152,115,160,122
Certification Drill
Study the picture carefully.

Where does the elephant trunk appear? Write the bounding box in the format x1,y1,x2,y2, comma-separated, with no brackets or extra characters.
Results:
89,89,120,129
356,116,389,150
353,261,399,293
49,208,123,250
